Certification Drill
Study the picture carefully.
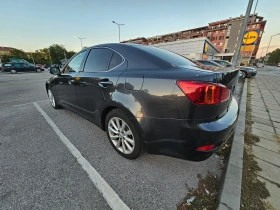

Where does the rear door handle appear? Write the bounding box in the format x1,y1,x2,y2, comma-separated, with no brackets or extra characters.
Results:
68,79,75,84
98,81,113,88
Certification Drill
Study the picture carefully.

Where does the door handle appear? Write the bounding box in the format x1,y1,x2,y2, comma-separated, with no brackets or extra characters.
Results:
68,79,75,84
98,81,113,88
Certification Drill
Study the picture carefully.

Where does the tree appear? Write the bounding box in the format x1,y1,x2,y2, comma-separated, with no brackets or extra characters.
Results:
49,44,67,64
266,48,280,64
0,53,10,63
1,45,76,65
0,48,32,63
9,49,29,60
67,51,76,59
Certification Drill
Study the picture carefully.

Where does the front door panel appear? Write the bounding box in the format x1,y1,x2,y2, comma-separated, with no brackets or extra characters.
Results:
55,73,79,110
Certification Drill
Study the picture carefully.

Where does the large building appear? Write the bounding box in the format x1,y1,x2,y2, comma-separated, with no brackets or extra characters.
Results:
152,37,219,60
122,14,266,62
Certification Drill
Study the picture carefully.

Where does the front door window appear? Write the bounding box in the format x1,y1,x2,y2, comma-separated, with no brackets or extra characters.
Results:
64,51,87,73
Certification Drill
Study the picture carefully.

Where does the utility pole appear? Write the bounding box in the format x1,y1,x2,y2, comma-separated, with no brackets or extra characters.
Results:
112,21,125,43
240,0,258,64
232,0,254,68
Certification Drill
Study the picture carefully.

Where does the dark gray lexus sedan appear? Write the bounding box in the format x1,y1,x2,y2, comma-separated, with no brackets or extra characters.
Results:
46,43,239,161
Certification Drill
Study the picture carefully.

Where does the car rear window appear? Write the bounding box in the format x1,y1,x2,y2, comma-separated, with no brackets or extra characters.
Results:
133,45,195,67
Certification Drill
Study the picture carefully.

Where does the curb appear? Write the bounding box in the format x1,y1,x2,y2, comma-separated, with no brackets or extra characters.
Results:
217,79,247,210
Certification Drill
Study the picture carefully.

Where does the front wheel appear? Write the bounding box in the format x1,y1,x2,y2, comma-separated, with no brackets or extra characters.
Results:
47,88,62,109
105,109,143,159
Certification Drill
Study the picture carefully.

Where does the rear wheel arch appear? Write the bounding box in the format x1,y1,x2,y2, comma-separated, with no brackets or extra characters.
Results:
100,104,144,136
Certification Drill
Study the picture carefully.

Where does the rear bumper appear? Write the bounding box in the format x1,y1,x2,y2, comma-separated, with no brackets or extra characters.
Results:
250,71,257,77
141,98,239,161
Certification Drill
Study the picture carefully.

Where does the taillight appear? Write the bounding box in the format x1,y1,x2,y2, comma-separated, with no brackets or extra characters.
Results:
176,81,230,105
197,144,215,151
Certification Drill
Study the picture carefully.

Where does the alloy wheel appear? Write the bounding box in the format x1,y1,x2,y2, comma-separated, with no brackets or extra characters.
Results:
108,117,135,154
48,89,56,107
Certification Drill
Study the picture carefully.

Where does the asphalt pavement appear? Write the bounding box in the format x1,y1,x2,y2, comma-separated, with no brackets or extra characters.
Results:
0,71,223,210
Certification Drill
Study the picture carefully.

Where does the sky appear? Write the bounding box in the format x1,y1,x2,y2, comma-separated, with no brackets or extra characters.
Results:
0,0,279,58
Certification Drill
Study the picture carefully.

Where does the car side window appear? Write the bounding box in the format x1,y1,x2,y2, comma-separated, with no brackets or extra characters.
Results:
64,51,87,73
14,63,21,67
84,48,113,72
109,52,123,69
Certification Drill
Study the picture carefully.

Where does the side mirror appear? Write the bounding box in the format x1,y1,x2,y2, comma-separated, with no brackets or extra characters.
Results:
50,67,61,75
226,64,232,67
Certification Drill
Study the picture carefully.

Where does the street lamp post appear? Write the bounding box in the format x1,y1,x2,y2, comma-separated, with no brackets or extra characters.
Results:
112,21,125,43
76,36,85,49
263,32,280,64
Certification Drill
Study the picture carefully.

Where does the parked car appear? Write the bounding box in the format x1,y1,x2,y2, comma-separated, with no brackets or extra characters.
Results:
196,60,245,80
196,60,224,67
2,62,44,73
46,44,239,161
278,63,280,67
43,64,51,69
211,60,257,78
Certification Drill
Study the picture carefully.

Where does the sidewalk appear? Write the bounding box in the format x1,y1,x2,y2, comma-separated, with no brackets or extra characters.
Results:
249,73,280,209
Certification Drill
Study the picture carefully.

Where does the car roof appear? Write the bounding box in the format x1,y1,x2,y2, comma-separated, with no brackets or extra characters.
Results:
86,43,177,70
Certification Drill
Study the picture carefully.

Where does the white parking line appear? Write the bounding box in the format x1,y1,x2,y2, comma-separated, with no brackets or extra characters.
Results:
12,99,48,107
33,102,130,210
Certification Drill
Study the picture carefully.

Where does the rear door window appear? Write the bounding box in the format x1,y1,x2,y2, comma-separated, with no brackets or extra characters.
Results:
109,52,123,69
14,63,21,67
84,48,114,72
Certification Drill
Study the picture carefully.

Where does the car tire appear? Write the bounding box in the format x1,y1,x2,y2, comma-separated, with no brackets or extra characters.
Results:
105,109,143,159
47,88,62,109
11,70,17,74
36,69,41,73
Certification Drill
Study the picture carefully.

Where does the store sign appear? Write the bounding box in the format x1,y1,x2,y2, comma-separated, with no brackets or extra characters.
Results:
240,45,255,51
243,31,259,44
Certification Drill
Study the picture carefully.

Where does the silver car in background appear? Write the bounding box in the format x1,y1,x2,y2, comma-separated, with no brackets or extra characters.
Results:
211,60,257,78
